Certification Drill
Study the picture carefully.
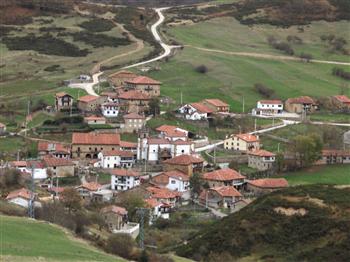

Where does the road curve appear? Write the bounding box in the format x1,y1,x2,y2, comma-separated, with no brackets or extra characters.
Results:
123,7,181,69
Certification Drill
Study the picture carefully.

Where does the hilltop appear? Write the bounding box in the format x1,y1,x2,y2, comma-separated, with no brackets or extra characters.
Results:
176,185,350,261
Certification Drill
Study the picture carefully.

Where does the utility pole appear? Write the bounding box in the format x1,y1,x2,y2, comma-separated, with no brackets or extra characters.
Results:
242,96,245,113
28,164,35,219
136,208,148,249
25,100,30,137
180,91,183,105
213,144,216,165
254,118,257,132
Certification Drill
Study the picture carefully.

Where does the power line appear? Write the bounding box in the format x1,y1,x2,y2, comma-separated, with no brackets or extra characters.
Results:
136,207,148,249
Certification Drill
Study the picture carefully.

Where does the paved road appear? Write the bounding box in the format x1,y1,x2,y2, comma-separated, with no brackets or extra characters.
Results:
69,72,103,96
123,7,181,69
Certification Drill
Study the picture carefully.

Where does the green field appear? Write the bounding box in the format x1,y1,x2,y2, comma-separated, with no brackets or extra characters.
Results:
0,215,124,261
280,165,350,185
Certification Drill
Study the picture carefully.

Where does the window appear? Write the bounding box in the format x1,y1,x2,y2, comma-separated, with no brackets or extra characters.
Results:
171,180,176,184
181,150,185,153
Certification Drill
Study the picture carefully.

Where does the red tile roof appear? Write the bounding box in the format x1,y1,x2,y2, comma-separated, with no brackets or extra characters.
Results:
258,100,283,104
6,188,32,200
202,168,245,181
78,182,102,191
43,157,74,167
56,92,72,98
147,186,181,199
103,150,135,157
84,115,106,121
38,141,70,153
164,154,204,166
120,141,137,148
190,102,213,114
110,169,140,177
10,161,27,167
204,99,229,107
78,95,99,103
163,170,189,181
118,90,150,100
156,125,187,137
236,133,259,142
211,186,242,197
333,95,350,104
248,178,288,188
126,76,161,85
72,132,120,145
101,205,128,216
322,149,350,157
286,96,316,105
109,70,138,79
152,174,170,186
148,138,172,145
248,150,275,157
144,198,161,208
123,112,145,119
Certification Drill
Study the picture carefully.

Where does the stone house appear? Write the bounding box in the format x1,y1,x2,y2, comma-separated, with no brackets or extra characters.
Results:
101,205,128,231
285,96,318,114
118,90,151,114
201,99,230,113
163,154,204,176
108,70,138,87
224,133,260,152
84,116,106,125
146,186,182,208
77,95,104,112
202,168,245,189
248,150,276,170
71,132,121,159
37,141,71,159
151,170,190,192
76,182,102,201
55,92,73,111
125,76,161,97
199,186,242,209
315,149,350,165
247,178,288,194
178,102,213,120
122,112,145,133
332,95,350,108
43,156,75,177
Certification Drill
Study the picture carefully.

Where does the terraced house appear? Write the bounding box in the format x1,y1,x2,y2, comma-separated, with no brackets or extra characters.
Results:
125,75,161,97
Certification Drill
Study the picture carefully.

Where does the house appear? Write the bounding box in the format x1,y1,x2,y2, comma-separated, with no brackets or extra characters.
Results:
247,178,288,194
201,99,230,113
155,125,188,141
202,168,245,189
252,100,283,116
118,90,151,114
144,198,170,222
199,186,242,209
76,182,102,201
285,96,318,114
101,102,119,118
71,132,121,159
9,161,28,172
120,141,138,153
137,137,193,162
315,149,350,165
43,156,75,177
101,91,119,103
108,70,138,87
146,186,181,208
151,170,190,192
37,141,71,159
122,113,145,133
178,103,213,120
0,122,6,134
55,92,73,111
77,95,104,112
98,150,136,168
224,133,260,152
6,188,34,208
332,95,350,108
84,115,107,125
248,150,276,170
110,169,141,191
163,154,204,176
125,76,161,97
26,160,48,180
91,189,113,202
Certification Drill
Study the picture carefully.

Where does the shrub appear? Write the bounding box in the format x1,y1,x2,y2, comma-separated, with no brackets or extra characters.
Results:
332,67,350,80
79,18,115,32
286,35,303,44
70,31,131,48
2,34,89,57
267,36,294,55
299,52,313,62
254,83,275,98
105,234,135,259
195,65,208,74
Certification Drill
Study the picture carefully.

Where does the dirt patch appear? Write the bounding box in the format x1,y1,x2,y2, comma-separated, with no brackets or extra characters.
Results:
282,196,328,208
168,20,195,27
274,207,307,216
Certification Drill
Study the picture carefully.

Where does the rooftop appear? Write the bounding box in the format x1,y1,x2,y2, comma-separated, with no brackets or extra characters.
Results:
164,154,204,166
118,90,150,100
190,102,213,114
333,95,350,104
101,205,128,216
258,99,283,104
286,96,316,105
248,178,288,188
56,92,72,98
235,133,259,142
248,150,276,157
125,76,161,85
211,186,242,197
110,169,140,177
202,168,245,181
72,132,120,145
123,112,145,119
77,182,102,191
6,188,32,200
78,95,100,103
204,99,229,107
43,157,74,167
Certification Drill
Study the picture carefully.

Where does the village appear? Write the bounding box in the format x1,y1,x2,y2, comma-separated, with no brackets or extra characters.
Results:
1,66,349,245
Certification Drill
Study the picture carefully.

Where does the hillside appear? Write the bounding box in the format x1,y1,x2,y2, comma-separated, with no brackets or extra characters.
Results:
176,185,350,261
0,215,125,261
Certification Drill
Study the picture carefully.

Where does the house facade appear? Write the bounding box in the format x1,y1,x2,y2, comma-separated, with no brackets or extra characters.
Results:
108,70,138,87
43,157,75,177
200,186,242,209
332,95,350,108
151,170,190,192
125,76,161,97
202,168,245,189
315,150,350,165
224,133,260,152
163,154,204,176
76,182,102,201
0,122,6,134
248,150,276,170
77,95,104,112
110,169,141,191
55,92,73,111
101,102,119,118
84,116,107,125
122,113,145,133
37,141,71,159
285,96,318,114
118,90,151,114
6,188,34,208
201,99,230,113
98,150,136,168
252,100,283,116
178,103,213,120
247,178,288,194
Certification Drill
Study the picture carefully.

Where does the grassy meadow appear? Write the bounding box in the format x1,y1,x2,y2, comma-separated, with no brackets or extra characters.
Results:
0,215,124,261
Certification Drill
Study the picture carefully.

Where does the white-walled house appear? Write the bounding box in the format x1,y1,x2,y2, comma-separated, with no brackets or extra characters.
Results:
152,170,190,192
10,160,47,180
178,103,213,120
110,169,141,191
101,102,119,118
98,150,136,168
144,198,171,222
6,188,34,208
155,125,188,142
224,133,260,152
252,100,283,116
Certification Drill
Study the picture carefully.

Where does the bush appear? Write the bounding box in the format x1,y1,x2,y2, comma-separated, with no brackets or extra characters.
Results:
2,34,89,57
287,35,303,44
254,83,275,98
267,36,294,55
79,18,115,32
299,52,313,62
332,67,350,80
70,31,131,48
44,64,64,72
105,234,135,259
195,65,208,74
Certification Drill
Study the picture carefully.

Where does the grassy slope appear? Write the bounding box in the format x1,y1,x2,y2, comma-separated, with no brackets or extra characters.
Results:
176,185,350,261
146,17,349,111
0,215,124,261
280,164,350,185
